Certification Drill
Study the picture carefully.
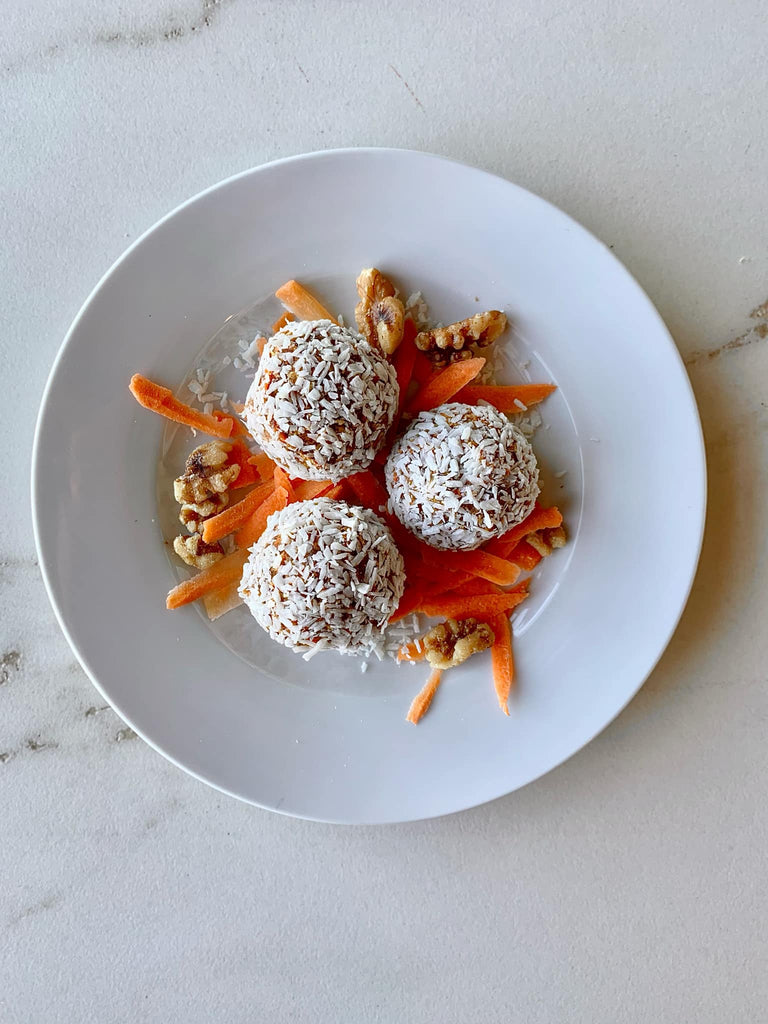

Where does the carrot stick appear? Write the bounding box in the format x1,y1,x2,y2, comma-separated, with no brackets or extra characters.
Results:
417,591,529,620
248,451,276,481
406,669,443,724
483,505,563,559
202,480,275,544
389,585,430,623
235,486,289,548
416,547,520,587
293,479,333,501
275,280,337,323
489,614,514,715
129,374,234,438
397,639,426,663
166,548,248,610
273,466,294,501
345,470,389,513
454,383,557,411
271,311,295,333
227,440,260,488
412,350,437,385
203,579,243,620
256,336,267,357
509,540,542,571
407,358,486,414
445,578,503,597
324,482,349,501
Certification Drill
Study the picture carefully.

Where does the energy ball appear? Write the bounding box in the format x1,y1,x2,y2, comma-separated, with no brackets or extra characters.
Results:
239,498,406,657
243,320,398,482
385,402,539,551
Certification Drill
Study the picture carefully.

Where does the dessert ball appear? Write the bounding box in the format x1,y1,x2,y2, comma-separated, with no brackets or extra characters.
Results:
243,320,398,482
239,498,406,656
385,402,539,551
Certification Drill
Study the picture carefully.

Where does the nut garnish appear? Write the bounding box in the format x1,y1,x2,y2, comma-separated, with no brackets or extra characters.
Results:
173,441,240,535
423,617,495,670
354,267,405,355
415,310,507,362
173,533,225,569
548,525,567,549
527,524,568,558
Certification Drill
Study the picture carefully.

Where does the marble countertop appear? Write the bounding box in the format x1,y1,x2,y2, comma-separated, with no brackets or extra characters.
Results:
3,1,767,1020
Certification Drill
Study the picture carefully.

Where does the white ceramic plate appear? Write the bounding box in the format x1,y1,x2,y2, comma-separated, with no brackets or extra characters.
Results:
32,149,705,823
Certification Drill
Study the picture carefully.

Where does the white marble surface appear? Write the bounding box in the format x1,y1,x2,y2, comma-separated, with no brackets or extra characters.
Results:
3,1,768,1020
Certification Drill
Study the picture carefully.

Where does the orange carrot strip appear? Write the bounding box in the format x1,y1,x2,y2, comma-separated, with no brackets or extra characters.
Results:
293,479,333,501
412,351,437,385
509,540,542,571
397,639,426,663
483,505,563,559
275,280,337,323
407,357,486,414
227,440,260,488
256,336,267,357
273,466,294,501
166,548,248,610
203,579,244,620
324,482,348,501
489,614,514,715
212,409,249,437
271,311,295,333
345,470,389,513
454,383,557,412
446,578,503,597
235,486,289,548
417,547,520,587
129,374,234,438
202,480,275,544
389,586,430,623
406,669,443,724
248,451,276,482
418,591,529,620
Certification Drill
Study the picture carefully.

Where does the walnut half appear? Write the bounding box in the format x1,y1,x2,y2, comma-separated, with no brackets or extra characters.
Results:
354,267,405,356
423,617,495,670
173,533,225,569
415,310,507,360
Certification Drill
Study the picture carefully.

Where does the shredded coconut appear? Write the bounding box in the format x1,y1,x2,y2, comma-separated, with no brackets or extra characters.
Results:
243,320,398,482
239,498,406,657
385,402,539,550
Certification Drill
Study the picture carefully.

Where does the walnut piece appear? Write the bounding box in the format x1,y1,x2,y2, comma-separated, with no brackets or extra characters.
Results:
174,441,240,534
423,617,495,670
173,533,225,569
173,441,239,504
354,267,405,356
527,524,568,558
415,310,508,359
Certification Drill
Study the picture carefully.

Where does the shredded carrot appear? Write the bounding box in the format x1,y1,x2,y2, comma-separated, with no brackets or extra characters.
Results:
412,350,437,385
389,585,431,623
275,280,337,323
407,357,486,414
203,579,243,620
212,409,249,438
273,466,294,501
226,440,260,488
271,311,295,333
454,383,557,411
235,486,289,548
417,591,529,620
202,480,275,544
324,482,348,501
406,669,443,724
129,374,234,439
293,479,333,501
397,639,426,663
166,548,248,610
489,614,514,715
445,578,503,597
483,505,563,559
416,546,520,587
248,451,276,482
345,470,389,513
509,540,542,571
256,336,267,357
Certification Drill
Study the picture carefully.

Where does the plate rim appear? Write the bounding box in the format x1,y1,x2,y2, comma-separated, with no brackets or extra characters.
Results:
31,146,707,822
